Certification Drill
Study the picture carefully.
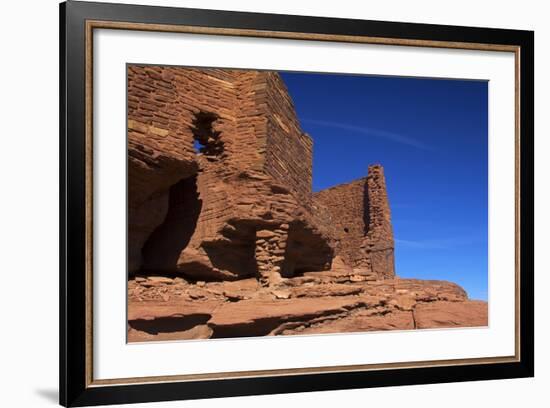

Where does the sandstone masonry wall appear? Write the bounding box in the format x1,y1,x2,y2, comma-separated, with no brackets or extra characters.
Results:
128,66,392,283
261,73,313,201
127,66,246,273
363,165,395,279
314,165,395,279
313,178,369,269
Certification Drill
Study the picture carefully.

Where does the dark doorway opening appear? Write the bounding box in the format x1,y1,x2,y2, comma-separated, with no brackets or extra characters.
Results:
140,175,202,274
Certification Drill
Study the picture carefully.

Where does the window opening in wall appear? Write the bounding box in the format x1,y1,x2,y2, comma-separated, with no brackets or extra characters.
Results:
190,111,224,157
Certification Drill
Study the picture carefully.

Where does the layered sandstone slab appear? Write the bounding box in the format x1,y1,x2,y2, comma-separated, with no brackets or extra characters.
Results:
413,301,489,329
127,275,487,342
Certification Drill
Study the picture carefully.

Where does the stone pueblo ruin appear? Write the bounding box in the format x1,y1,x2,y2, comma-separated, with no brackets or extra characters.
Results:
127,66,488,342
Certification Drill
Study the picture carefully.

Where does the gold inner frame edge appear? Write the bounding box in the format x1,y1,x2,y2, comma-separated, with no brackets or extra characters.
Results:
84,19,521,388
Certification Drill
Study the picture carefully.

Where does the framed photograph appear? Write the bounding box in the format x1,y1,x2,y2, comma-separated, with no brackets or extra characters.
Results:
60,1,534,406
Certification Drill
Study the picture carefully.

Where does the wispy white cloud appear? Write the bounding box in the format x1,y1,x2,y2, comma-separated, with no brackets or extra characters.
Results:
391,203,416,210
302,118,432,151
395,234,486,250
395,239,451,250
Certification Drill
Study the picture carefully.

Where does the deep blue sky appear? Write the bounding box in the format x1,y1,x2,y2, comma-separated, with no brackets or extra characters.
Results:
280,72,488,301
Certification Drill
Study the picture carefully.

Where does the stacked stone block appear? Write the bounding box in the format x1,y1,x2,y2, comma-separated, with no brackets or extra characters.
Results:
363,164,395,279
314,165,395,279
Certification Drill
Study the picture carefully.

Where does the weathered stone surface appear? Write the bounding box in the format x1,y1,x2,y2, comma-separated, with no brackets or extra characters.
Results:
413,301,489,329
314,165,395,279
289,284,363,298
285,309,415,335
127,276,487,342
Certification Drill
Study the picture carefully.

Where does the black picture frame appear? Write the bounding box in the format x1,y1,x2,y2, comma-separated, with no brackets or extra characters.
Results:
60,1,534,406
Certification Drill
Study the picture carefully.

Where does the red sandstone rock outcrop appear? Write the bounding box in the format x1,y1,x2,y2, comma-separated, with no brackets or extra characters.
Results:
127,66,487,341
127,275,487,341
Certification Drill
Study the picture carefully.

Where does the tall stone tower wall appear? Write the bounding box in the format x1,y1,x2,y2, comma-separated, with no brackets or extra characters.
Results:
363,165,395,279
313,178,369,269
261,73,313,201
127,66,250,273
314,165,395,279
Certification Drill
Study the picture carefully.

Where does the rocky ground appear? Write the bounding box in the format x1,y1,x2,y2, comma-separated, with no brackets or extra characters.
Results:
127,269,488,342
